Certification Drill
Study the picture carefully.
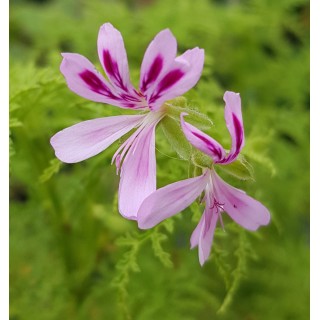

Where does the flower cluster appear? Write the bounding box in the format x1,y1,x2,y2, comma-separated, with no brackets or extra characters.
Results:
51,23,270,265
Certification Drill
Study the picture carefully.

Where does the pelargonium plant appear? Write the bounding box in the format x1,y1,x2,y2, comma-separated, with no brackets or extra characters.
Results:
50,23,204,219
51,22,270,265
137,91,270,265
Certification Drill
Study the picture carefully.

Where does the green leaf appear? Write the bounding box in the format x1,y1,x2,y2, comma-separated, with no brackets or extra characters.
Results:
10,63,63,101
39,159,62,183
246,152,277,177
191,150,213,168
190,201,202,223
116,232,141,247
160,116,192,160
245,130,277,176
213,246,232,290
9,102,21,113
9,137,15,159
167,96,188,107
166,104,213,130
9,118,23,128
217,230,249,314
217,155,255,181
161,219,174,234
151,231,173,268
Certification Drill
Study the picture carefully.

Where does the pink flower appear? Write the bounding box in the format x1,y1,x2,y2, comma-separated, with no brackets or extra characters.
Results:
137,91,270,265
50,23,204,220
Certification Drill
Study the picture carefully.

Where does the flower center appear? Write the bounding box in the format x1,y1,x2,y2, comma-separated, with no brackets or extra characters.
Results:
112,110,165,173
210,199,225,214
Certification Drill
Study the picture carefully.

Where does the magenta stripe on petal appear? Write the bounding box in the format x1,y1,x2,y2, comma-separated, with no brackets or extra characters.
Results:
139,29,177,97
233,113,243,152
149,69,184,103
79,70,119,100
140,55,163,92
191,130,224,159
180,113,225,162
119,93,143,103
97,23,134,94
147,48,204,111
103,50,127,91
217,91,245,164
218,113,244,164
157,69,185,92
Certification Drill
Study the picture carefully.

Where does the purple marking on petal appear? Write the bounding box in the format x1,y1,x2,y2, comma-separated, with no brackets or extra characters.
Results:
135,90,145,98
103,50,127,91
157,69,184,92
140,55,163,92
149,69,185,103
120,93,142,103
124,103,139,109
191,131,223,159
219,113,244,164
233,113,243,154
216,113,244,164
79,70,119,100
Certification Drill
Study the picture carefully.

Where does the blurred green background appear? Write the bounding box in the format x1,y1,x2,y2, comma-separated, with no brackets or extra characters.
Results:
9,0,309,319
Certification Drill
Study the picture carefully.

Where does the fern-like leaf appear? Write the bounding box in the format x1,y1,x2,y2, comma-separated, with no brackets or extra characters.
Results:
39,159,62,183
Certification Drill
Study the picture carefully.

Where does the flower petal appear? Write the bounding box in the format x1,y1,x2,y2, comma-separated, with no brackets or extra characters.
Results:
97,23,145,108
172,48,205,96
190,197,219,266
198,210,219,266
60,53,117,103
181,113,225,162
118,122,158,220
137,173,209,229
213,171,271,230
139,29,177,94
97,23,134,93
50,115,144,163
190,210,205,249
60,53,140,109
218,91,245,164
147,47,204,111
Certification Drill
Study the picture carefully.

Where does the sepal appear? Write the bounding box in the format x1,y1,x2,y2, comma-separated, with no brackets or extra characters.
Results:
218,154,254,181
166,99,213,130
160,116,192,160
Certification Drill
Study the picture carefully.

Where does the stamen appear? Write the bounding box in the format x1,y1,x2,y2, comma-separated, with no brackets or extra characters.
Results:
210,198,224,214
115,154,121,175
111,111,164,173
208,198,225,231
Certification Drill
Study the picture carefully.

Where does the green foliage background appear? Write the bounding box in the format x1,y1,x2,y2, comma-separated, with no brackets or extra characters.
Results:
10,0,309,319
